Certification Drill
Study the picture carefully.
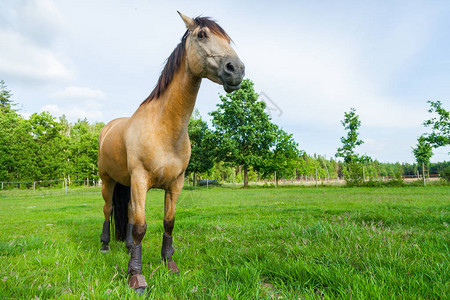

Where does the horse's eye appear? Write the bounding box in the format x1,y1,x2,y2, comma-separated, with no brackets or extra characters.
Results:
197,31,207,39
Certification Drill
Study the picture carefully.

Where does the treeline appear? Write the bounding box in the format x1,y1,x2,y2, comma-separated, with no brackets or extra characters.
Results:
187,127,449,184
0,109,103,184
184,79,449,185
0,81,103,184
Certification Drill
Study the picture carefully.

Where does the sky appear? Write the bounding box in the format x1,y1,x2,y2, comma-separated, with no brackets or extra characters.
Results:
0,0,449,163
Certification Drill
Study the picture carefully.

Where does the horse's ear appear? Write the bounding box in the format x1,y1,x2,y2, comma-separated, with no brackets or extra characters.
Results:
177,11,195,31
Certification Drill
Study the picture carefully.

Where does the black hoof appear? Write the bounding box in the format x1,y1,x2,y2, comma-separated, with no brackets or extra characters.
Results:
100,244,110,253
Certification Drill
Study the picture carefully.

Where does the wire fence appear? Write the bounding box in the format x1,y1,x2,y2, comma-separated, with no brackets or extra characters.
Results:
0,179,99,190
0,173,442,194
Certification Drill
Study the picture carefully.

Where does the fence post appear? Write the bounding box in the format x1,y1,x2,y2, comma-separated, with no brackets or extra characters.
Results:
33,181,35,191
1,182,3,189
274,171,277,188
64,178,68,196
233,171,235,189
315,169,318,188
363,166,365,182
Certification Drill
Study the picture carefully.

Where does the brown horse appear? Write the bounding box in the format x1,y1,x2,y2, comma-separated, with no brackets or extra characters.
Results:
98,12,244,292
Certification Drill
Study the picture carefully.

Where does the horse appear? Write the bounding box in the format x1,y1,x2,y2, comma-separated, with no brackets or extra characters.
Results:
97,12,245,292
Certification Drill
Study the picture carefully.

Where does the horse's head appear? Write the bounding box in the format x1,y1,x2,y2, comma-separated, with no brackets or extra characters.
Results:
178,12,245,93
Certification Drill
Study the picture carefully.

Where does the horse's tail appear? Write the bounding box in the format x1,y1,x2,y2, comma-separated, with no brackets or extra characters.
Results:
112,183,130,241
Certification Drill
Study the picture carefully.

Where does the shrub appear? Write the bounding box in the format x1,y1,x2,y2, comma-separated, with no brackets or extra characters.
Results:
440,166,450,182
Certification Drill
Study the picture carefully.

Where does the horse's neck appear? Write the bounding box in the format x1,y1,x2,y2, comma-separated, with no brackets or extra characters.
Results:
140,63,201,141
161,64,202,128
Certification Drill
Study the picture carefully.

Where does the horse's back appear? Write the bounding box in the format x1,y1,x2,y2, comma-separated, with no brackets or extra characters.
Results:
98,117,131,185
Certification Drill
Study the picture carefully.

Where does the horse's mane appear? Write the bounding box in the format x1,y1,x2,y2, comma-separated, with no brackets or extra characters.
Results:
140,17,231,105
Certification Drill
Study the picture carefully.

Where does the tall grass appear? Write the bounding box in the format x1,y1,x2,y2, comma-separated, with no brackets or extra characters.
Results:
1,186,448,299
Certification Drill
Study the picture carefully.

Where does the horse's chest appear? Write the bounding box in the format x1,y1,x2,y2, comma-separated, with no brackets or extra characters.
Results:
141,146,190,185
151,156,186,178
126,125,190,185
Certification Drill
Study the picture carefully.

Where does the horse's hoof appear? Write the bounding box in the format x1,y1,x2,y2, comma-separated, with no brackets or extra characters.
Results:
166,260,179,274
128,274,148,292
100,244,110,253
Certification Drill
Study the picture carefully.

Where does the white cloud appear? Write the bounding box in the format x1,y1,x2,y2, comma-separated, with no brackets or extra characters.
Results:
0,29,74,82
0,0,66,46
50,86,105,99
40,104,103,122
0,0,73,83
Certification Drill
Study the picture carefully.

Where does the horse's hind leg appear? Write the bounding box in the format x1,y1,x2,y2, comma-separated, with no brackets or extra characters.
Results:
100,176,115,252
161,174,184,274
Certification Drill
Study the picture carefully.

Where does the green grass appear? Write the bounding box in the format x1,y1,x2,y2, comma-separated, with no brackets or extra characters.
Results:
0,186,449,299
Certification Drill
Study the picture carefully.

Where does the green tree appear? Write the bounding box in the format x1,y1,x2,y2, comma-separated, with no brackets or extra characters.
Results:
336,108,364,164
0,83,105,185
0,82,35,182
68,119,103,183
0,80,15,113
28,112,66,181
336,108,368,185
261,127,300,183
412,136,433,185
210,79,277,187
186,110,215,185
422,100,449,149
0,110,22,180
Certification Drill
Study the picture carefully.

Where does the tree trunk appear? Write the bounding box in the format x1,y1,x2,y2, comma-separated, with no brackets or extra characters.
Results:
422,163,426,186
243,165,248,187
193,172,196,187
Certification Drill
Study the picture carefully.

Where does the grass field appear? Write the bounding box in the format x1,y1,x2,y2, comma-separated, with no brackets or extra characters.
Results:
0,186,449,299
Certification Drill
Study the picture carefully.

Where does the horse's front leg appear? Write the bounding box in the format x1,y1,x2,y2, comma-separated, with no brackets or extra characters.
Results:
162,175,184,274
127,172,149,293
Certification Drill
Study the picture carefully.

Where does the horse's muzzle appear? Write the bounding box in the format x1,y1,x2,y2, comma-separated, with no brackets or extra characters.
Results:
219,56,245,93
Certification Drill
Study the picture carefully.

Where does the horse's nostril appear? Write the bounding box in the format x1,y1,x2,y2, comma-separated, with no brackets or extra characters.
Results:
226,62,235,73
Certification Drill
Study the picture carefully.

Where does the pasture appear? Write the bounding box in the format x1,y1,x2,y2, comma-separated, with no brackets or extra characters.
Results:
0,186,448,299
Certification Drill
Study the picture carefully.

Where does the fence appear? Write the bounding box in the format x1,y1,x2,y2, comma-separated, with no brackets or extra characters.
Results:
218,171,442,188
0,179,100,191
0,173,442,192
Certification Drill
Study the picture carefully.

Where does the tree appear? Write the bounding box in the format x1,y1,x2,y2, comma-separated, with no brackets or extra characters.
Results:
336,108,364,164
186,110,215,185
0,82,35,182
68,119,103,183
335,108,368,185
210,79,277,187
261,127,300,184
0,83,105,185
422,100,449,149
0,110,22,180
412,136,433,185
28,112,66,181
0,80,15,113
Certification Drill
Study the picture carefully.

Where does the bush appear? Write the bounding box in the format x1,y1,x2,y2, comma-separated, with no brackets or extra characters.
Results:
345,178,405,188
440,166,450,182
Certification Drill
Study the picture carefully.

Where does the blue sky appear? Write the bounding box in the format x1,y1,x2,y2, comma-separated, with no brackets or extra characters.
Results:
0,0,449,163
